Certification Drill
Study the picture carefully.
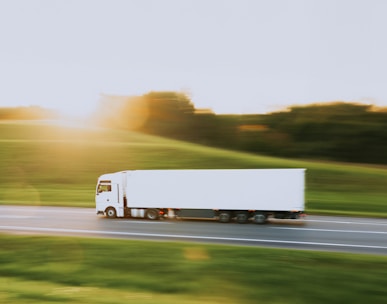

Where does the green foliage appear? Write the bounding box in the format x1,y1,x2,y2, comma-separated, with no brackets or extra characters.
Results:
0,106,58,120
1,234,387,303
93,91,196,139
94,94,387,164
254,102,387,164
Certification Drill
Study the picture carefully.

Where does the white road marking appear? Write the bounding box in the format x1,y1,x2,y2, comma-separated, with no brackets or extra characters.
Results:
0,215,169,223
271,227,387,234
0,216,36,219
1,225,387,251
0,209,92,215
305,218,387,226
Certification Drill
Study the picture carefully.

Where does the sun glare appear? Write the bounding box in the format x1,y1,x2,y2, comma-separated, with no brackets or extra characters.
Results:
56,101,97,120
42,99,101,129
49,118,93,129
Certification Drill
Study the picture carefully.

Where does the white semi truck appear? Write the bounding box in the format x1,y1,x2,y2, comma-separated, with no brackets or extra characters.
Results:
95,169,305,224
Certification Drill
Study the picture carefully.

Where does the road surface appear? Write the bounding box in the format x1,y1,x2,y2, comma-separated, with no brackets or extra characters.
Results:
0,205,387,255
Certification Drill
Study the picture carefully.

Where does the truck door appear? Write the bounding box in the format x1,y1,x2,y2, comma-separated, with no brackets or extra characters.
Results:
96,182,120,209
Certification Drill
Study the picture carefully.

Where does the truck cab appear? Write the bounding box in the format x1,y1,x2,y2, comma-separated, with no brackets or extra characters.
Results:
96,173,125,217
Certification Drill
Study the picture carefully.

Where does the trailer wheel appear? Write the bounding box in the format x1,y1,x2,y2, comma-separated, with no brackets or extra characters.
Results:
145,209,160,220
236,212,249,224
106,207,117,218
218,211,231,223
253,212,267,224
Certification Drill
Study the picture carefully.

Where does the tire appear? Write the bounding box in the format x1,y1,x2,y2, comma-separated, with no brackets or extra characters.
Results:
106,207,117,218
218,211,231,223
145,209,160,220
236,212,249,224
253,212,267,224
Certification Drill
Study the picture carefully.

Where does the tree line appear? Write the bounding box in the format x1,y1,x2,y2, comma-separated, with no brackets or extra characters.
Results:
0,106,58,120
92,91,387,165
2,93,385,165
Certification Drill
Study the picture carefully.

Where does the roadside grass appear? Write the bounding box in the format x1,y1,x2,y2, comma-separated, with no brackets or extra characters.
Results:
0,120,387,217
1,234,387,304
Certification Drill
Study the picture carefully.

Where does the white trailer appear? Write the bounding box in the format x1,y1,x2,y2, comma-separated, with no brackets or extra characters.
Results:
95,169,305,224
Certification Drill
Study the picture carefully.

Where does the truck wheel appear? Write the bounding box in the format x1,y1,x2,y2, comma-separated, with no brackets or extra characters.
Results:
253,212,267,224
145,209,160,220
236,212,249,224
218,211,231,223
106,207,117,218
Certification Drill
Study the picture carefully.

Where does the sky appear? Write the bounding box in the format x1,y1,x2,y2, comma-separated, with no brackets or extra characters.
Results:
1,0,387,117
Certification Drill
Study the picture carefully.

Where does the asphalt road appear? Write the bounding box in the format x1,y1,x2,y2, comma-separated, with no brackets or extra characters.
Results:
1,205,387,255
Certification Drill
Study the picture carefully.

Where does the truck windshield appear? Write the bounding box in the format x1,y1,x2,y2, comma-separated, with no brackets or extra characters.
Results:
97,184,111,193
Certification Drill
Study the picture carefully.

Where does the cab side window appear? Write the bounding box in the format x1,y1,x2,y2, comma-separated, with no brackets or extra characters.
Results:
97,184,111,193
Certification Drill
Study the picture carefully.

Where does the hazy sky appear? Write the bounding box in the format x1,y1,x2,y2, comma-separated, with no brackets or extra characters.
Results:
1,0,386,116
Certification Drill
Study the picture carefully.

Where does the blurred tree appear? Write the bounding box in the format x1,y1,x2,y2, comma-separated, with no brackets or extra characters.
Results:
93,91,196,139
140,91,195,138
92,96,387,165
0,106,58,120
260,102,387,163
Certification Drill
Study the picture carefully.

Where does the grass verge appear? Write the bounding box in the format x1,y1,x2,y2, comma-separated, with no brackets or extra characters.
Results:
1,234,387,304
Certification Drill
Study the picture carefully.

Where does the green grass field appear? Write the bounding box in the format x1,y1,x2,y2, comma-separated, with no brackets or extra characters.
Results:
0,120,386,217
1,234,387,304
